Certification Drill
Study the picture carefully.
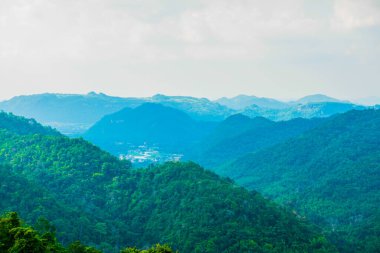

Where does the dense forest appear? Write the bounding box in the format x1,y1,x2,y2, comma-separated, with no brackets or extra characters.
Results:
0,112,335,252
223,109,380,252
188,114,326,167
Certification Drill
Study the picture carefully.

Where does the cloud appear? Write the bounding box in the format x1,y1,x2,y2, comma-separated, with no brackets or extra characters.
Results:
331,0,380,31
0,0,379,100
0,0,327,63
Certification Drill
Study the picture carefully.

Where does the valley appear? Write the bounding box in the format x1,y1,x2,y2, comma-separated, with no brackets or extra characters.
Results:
0,92,379,252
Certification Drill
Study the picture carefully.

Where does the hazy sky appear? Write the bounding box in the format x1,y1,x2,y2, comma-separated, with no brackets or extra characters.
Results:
0,0,379,100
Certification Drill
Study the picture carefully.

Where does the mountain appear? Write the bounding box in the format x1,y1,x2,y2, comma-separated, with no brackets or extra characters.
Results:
189,115,326,168
222,109,380,252
0,111,335,252
216,95,289,110
83,103,218,155
0,93,234,135
194,114,274,148
294,94,348,104
0,92,145,135
150,94,234,121
242,102,365,121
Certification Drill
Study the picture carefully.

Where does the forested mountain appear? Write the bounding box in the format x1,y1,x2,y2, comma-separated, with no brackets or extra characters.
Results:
222,109,380,252
83,102,359,167
0,112,60,136
215,95,289,110
0,112,335,252
194,114,274,149
189,115,326,168
83,103,217,154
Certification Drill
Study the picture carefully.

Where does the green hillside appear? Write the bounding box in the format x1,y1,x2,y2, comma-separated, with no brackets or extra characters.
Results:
190,115,325,168
224,109,380,252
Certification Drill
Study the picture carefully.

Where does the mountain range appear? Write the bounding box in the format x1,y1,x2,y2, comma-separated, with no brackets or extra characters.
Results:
0,92,372,135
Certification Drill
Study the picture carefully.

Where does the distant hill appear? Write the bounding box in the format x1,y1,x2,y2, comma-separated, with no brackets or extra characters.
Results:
150,94,234,121
294,94,348,104
215,94,348,110
83,103,218,154
189,114,326,168
242,102,365,121
216,94,289,110
222,109,380,252
0,92,145,135
0,112,335,252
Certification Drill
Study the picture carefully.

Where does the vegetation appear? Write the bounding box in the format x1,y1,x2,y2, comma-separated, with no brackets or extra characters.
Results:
0,111,335,252
223,109,380,252
0,111,59,136
189,114,326,167
0,212,174,253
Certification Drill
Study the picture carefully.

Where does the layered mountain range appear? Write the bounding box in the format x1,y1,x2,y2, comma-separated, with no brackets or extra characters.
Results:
0,92,371,135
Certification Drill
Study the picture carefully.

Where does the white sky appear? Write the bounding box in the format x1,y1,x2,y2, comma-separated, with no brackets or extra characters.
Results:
0,0,379,100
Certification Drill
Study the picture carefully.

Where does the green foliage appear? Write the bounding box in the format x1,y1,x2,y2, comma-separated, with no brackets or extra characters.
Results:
68,241,102,253
0,111,59,136
0,112,335,252
120,244,174,253
224,109,380,252
189,114,326,167
0,212,65,253
0,212,172,253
